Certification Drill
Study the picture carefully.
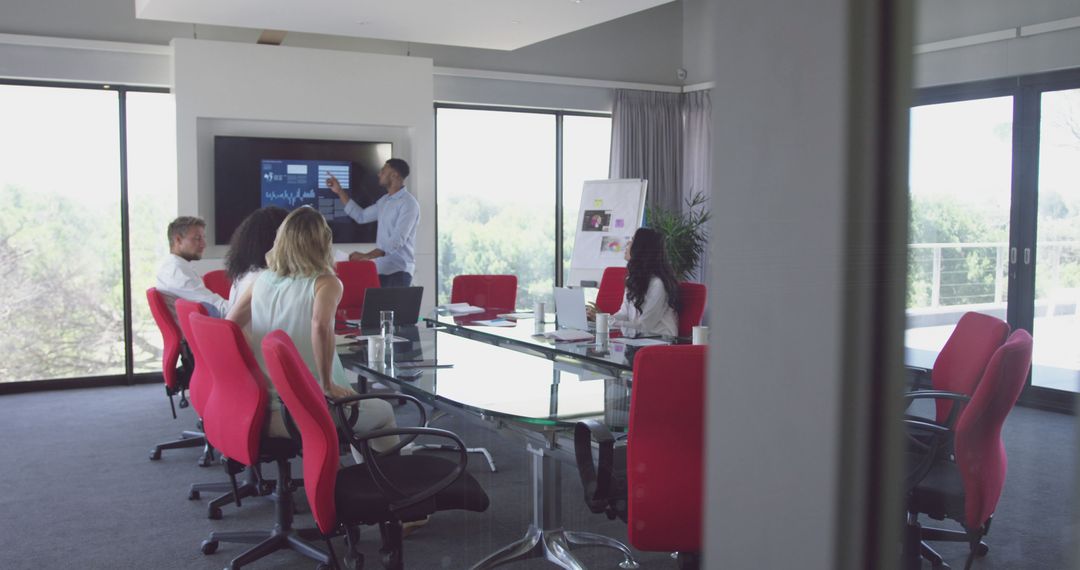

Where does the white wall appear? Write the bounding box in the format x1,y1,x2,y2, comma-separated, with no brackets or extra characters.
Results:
913,0,1080,86
171,39,437,312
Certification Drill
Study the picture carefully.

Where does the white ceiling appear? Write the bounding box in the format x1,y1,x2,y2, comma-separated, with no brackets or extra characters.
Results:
134,0,675,51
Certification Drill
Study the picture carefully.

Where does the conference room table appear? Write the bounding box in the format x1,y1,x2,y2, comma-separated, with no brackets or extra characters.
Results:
337,313,682,569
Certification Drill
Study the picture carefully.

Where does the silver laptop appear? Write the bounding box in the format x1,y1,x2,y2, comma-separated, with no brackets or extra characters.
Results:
553,287,589,331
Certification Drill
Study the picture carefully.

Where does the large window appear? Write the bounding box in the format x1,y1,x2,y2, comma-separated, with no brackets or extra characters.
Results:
436,106,611,308
0,82,173,384
907,71,1080,402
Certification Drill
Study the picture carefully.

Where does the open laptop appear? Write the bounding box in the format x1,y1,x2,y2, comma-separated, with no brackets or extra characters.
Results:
359,286,424,329
553,286,591,331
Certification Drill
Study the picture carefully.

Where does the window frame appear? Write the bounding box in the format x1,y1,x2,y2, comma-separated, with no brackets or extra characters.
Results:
432,102,612,300
0,79,169,394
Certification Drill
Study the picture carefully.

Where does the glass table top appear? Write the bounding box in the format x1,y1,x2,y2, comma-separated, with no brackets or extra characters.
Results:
337,324,634,429
426,310,686,377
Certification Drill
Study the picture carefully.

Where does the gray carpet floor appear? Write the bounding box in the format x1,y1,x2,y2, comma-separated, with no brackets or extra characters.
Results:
0,384,1074,569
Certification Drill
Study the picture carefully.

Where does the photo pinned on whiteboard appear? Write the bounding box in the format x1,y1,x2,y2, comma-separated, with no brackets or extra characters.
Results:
600,235,631,255
582,210,612,232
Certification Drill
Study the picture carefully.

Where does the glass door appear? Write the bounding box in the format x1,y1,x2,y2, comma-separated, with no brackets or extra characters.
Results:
905,95,1015,369
1032,87,1080,392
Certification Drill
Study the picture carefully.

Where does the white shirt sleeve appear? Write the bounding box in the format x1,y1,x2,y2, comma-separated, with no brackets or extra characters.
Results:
156,257,229,316
380,197,420,255
343,198,381,224
612,278,670,334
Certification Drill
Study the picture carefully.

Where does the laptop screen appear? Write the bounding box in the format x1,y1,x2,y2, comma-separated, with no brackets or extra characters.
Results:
553,287,588,331
359,286,424,328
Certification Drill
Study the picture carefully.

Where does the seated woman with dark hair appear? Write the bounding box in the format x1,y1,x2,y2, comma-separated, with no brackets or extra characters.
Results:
224,206,289,307
589,227,680,337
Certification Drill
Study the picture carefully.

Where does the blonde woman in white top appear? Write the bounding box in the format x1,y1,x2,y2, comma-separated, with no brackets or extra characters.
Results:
227,206,398,453
588,227,680,337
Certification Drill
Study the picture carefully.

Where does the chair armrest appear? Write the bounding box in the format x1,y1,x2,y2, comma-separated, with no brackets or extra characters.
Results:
903,390,970,403
574,419,620,515
343,425,468,514
904,390,971,429
329,393,428,456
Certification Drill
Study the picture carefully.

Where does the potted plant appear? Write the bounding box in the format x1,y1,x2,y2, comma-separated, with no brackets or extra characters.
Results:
646,192,711,281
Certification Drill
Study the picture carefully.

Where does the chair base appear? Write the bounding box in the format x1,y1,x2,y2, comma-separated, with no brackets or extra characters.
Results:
200,456,325,569
905,518,989,570
202,528,329,569
470,524,639,570
190,468,277,520
150,430,211,466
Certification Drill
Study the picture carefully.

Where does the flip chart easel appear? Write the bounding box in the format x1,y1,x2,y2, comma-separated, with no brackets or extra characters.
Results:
567,179,648,287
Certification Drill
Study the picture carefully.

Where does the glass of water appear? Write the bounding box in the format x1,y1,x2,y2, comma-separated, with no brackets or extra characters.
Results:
380,310,394,340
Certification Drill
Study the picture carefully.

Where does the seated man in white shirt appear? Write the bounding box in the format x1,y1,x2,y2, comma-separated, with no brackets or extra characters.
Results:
155,216,229,318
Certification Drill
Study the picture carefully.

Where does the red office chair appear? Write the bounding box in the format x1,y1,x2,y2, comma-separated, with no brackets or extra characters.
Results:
336,260,381,320
925,312,1010,426
146,288,208,463
905,329,1033,570
176,300,271,518
261,330,490,570
594,267,627,315
450,274,518,313
576,345,705,568
202,269,232,300
675,282,707,338
190,315,332,569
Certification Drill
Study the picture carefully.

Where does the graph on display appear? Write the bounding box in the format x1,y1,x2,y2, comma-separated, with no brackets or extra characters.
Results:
264,188,317,207
261,159,351,218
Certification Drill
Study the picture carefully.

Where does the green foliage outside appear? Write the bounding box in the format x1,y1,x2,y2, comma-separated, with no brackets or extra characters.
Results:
0,185,167,382
438,195,554,309
907,190,1080,309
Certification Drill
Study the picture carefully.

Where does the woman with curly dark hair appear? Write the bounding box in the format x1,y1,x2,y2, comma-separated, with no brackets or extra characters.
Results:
224,206,289,304
589,227,680,337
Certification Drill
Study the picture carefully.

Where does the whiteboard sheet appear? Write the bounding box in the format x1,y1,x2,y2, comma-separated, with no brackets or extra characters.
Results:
568,179,647,286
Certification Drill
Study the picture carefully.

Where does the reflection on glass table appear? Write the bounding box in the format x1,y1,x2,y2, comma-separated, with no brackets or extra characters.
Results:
427,310,686,381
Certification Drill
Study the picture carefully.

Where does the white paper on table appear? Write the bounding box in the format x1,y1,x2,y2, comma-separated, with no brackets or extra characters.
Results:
439,303,485,315
470,319,516,327
611,337,670,347
497,312,536,319
353,334,410,343
543,329,594,342
333,248,351,262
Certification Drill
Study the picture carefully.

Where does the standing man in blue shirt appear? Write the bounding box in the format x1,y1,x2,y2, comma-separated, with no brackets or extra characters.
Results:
326,158,420,287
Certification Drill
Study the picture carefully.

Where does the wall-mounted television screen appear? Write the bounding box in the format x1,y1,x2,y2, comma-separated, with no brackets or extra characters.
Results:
214,136,393,245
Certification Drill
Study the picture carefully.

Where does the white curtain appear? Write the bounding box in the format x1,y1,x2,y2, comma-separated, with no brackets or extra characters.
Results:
681,89,712,284
609,89,684,214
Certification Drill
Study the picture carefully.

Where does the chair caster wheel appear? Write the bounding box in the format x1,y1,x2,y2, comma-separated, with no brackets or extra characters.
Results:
201,539,219,555
346,553,365,570
975,542,989,557
149,449,162,460
188,489,200,500
198,455,215,468
208,506,223,520
259,481,276,495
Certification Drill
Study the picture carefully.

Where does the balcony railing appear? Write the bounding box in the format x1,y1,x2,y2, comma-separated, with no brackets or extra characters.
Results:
908,240,1080,310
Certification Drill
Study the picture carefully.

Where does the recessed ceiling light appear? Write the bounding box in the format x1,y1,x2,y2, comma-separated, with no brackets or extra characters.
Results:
511,20,521,25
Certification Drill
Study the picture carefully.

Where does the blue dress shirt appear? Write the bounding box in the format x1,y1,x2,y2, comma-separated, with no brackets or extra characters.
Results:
343,187,420,276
